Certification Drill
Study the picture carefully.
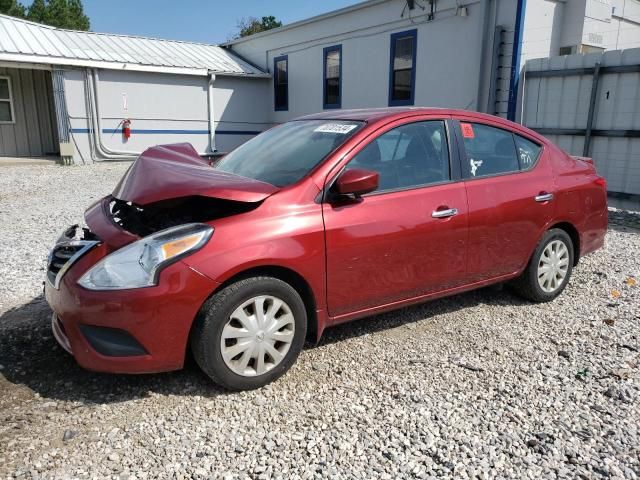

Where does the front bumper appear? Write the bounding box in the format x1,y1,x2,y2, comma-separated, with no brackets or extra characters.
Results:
45,240,219,374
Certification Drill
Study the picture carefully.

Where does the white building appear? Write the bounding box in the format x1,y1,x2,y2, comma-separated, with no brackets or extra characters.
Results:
0,0,638,164
224,0,640,124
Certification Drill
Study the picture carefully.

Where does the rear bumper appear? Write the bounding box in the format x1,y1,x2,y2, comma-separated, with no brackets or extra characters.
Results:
45,244,219,374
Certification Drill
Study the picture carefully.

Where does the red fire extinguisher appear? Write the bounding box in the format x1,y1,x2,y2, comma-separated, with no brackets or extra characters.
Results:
122,119,131,139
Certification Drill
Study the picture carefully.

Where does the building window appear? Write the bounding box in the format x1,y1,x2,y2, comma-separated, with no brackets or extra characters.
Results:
274,55,288,111
323,45,342,109
0,76,15,123
388,29,417,107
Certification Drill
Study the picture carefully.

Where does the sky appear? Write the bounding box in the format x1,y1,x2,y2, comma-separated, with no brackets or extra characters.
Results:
46,0,362,44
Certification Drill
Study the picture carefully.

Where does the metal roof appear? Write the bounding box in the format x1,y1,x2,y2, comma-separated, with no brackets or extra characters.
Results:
0,14,268,77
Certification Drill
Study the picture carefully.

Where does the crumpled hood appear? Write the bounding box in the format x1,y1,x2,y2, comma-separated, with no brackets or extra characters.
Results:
112,143,279,206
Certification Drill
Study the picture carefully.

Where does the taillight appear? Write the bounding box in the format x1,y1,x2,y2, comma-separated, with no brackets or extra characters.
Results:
594,177,607,190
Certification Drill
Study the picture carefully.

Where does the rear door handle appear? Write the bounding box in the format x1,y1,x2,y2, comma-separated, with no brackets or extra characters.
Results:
535,193,554,202
432,208,458,218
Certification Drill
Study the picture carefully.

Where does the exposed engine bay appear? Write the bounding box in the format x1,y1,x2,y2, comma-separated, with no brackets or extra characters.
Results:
109,196,260,237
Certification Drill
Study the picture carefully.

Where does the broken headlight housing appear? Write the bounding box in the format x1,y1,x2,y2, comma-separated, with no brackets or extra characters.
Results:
78,223,213,290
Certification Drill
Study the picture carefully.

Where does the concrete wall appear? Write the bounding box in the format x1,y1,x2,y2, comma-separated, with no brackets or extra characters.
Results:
0,67,58,157
228,0,519,123
64,67,271,162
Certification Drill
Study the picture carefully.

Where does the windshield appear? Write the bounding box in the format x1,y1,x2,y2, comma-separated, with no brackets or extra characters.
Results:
214,120,364,187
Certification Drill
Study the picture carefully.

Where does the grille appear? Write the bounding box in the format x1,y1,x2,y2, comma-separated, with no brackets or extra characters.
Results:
46,225,100,289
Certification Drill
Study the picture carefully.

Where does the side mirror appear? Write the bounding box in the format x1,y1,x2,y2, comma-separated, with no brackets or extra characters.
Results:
335,168,379,197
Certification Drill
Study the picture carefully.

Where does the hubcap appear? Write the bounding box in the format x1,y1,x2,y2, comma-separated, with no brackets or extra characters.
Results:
220,295,295,377
537,239,570,293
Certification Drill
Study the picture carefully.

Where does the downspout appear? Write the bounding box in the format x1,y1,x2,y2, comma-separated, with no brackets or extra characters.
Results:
507,0,526,121
207,72,217,153
476,0,493,112
90,69,139,158
83,69,98,161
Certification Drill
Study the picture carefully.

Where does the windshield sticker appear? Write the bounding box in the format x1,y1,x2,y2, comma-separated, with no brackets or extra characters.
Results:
314,123,358,134
470,158,483,176
461,123,475,138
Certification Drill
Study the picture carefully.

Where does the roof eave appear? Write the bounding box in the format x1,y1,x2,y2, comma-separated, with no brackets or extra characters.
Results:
0,53,271,78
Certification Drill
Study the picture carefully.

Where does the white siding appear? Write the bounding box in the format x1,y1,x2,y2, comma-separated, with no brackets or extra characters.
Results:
64,68,271,161
228,0,518,123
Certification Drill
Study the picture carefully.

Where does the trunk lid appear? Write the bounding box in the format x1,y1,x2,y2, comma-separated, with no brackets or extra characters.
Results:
112,143,278,206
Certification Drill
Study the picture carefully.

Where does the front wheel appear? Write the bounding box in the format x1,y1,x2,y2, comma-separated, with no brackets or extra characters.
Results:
191,277,307,390
512,228,574,302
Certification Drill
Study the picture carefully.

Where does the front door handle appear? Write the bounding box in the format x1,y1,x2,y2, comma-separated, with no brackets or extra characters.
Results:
535,192,554,202
432,208,458,219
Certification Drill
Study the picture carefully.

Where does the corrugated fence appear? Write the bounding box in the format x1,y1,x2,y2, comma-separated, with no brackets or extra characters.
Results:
522,48,640,197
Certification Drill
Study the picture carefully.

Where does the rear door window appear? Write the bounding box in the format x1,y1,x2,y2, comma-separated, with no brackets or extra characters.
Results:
460,123,519,177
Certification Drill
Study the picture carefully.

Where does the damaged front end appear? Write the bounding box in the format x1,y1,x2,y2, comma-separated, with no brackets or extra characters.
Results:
85,143,279,244
108,196,259,238
46,224,101,289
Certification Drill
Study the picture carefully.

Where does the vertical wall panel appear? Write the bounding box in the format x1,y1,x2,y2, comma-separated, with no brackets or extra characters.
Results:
34,70,58,154
20,68,43,156
0,66,58,157
9,67,31,156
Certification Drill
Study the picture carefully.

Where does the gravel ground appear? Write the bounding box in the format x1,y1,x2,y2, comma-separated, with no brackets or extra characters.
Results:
0,163,639,479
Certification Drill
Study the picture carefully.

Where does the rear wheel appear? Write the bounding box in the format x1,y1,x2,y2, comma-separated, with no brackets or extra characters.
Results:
191,277,307,390
512,228,574,302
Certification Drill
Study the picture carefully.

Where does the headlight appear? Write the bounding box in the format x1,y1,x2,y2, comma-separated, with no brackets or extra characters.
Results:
78,223,213,290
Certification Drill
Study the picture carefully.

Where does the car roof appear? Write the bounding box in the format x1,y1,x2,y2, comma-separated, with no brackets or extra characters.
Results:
295,107,546,143
297,107,496,122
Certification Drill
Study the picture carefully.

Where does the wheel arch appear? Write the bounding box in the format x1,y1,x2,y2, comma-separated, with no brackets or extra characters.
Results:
548,221,581,265
199,265,320,344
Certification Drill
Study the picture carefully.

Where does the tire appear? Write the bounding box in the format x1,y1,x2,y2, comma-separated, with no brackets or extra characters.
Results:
512,228,574,302
190,276,307,390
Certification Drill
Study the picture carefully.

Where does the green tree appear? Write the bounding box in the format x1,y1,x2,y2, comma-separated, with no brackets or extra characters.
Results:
2,0,91,31
67,0,89,30
26,0,46,23
0,0,26,18
234,15,282,39
43,0,71,28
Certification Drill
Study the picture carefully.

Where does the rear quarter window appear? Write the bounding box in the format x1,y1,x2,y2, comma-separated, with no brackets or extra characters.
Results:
514,135,542,170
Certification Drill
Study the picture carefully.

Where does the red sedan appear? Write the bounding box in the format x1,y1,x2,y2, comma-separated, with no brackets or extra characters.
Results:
45,108,607,390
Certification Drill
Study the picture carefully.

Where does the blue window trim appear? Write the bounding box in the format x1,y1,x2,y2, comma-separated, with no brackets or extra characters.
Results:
323,44,342,109
388,29,417,107
273,55,288,111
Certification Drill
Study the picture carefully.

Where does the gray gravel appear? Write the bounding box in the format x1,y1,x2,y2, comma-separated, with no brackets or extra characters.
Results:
0,162,131,311
1,163,639,479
